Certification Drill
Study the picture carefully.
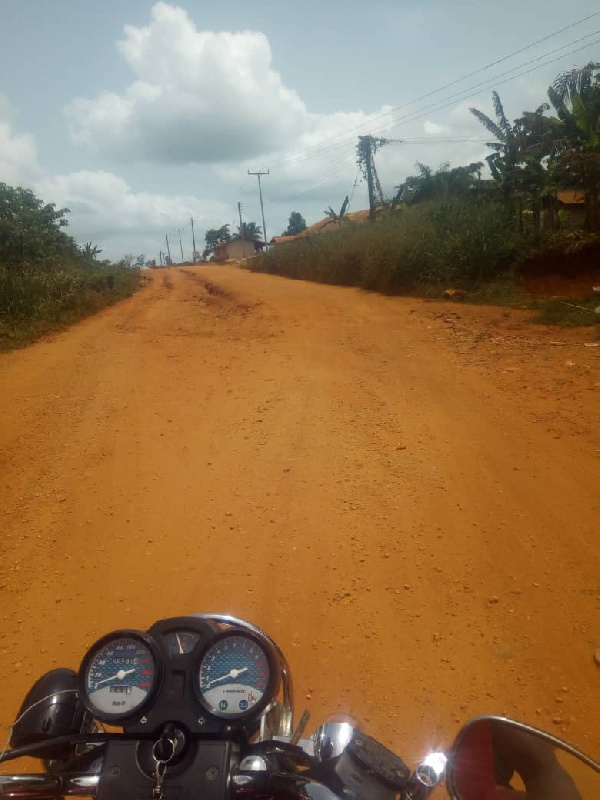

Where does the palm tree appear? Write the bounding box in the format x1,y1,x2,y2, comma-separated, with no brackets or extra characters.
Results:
83,242,103,259
236,221,262,241
546,62,600,230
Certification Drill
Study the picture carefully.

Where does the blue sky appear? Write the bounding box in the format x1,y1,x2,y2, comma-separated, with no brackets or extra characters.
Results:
1,0,599,260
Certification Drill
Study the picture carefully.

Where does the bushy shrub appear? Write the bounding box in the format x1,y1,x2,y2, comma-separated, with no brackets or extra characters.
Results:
253,199,521,293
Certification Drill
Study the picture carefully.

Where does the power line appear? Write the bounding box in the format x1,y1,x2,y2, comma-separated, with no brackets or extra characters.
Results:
271,30,600,187
267,13,600,170
366,33,600,142
372,29,600,133
281,35,600,202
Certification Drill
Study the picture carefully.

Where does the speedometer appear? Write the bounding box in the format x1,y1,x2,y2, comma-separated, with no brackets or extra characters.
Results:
196,632,276,719
79,630,161,722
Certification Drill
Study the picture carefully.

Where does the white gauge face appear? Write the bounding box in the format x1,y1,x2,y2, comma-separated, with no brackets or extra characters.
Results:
198,635,271,717
85,636,156,717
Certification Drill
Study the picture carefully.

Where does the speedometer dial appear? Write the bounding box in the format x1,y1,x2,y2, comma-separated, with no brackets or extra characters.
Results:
80,631,160,721
197,633,273,719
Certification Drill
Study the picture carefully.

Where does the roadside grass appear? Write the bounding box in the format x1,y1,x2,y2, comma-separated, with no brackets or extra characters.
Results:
253,199,600,328
529,295,600,328
254,199,520,294
0,264,141,351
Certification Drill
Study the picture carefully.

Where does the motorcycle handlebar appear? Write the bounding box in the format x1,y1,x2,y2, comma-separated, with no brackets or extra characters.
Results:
0,773,99,798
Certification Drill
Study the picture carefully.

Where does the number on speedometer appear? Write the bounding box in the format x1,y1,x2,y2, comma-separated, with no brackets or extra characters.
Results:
197,633,272,718
80,631,160,721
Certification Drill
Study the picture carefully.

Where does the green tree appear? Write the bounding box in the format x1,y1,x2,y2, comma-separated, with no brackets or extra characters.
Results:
115,253,145,269
470,92,526,220
394,162,483,206
0,183,76,269
203,225,231,259
546,62,600,230
471,92,556,232
282,211,307,236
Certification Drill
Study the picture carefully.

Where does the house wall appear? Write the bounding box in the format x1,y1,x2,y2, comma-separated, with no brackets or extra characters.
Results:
226,239,253,260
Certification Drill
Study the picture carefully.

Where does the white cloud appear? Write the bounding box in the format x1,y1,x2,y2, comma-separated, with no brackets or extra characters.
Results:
62,1,501,216
66,2,310,164
0,98,43,185
35,170,230,258
66,1,404,174
0,106,230,259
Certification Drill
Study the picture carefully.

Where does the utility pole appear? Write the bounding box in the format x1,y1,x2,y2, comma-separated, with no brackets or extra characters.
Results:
248,169,269,246
237,202,247,258
165,234,171,265
358,136,377,222
190,217,197,261
177,228,184,262
159,250,164,266
358,135,396,222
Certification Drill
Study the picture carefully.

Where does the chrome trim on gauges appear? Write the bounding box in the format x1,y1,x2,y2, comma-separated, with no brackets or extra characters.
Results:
190,614,294,737
78,630,162,723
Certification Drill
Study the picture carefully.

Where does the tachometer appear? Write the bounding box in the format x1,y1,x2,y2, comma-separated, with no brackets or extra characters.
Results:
196,632,275,719
79,630,161,722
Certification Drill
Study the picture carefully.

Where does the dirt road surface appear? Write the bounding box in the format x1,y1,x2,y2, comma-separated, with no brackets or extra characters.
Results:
1,265,599,769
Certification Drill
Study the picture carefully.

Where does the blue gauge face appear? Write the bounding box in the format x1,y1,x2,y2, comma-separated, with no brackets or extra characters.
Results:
164,630,200,656
198,635,271,717
85,636,156,718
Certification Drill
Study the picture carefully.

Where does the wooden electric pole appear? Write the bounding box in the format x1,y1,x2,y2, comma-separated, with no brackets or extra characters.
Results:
237,202,247,257
248,169,269,246
177,228,184,262
190,217,197,261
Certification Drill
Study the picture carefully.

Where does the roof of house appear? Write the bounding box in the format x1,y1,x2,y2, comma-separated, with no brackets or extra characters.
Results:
271,209,373,244
556,190,585,206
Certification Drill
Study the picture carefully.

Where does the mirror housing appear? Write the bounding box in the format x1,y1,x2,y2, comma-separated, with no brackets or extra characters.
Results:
446,716,600,800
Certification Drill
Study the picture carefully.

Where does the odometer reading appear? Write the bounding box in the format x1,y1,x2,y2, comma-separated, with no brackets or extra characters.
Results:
84,636,156,718
198,634,270,718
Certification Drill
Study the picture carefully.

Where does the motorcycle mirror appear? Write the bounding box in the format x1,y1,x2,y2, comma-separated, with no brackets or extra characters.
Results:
446,716,600,800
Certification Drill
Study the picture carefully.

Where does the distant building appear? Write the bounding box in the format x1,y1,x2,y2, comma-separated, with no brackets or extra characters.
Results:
213,239,264,262
556,190,586,228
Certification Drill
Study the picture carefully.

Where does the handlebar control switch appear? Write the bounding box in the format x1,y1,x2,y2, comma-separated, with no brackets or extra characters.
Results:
335,732,411,800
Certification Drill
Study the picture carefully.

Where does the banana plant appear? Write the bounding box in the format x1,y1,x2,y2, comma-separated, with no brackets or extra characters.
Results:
546,62,600,230
324,196,349,223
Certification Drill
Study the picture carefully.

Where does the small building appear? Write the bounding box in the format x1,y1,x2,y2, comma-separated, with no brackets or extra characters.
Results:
556,190,586,228
213,239,264,262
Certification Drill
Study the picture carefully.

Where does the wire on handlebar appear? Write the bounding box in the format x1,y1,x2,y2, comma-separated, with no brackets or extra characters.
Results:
0,690,81,766
0,734,142,765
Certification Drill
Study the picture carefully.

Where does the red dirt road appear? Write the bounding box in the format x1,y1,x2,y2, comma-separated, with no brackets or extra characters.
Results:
1,265,599,766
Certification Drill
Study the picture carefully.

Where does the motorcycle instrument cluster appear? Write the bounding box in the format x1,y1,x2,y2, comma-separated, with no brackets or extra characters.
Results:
80,631,161,722
78,618,279,731
197,632,274,719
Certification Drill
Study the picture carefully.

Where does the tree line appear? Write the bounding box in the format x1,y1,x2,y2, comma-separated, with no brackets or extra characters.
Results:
394,62,599,233
0,182,141,348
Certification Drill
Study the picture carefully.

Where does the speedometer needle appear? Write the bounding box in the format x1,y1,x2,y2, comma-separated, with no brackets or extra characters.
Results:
205,667,248,687
95,668,135,688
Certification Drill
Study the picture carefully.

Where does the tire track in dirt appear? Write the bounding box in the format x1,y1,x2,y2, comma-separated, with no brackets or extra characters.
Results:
0,265,598,772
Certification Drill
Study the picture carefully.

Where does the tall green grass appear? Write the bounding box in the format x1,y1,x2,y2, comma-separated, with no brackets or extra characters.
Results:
0,262,141,349
253,199,521,293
